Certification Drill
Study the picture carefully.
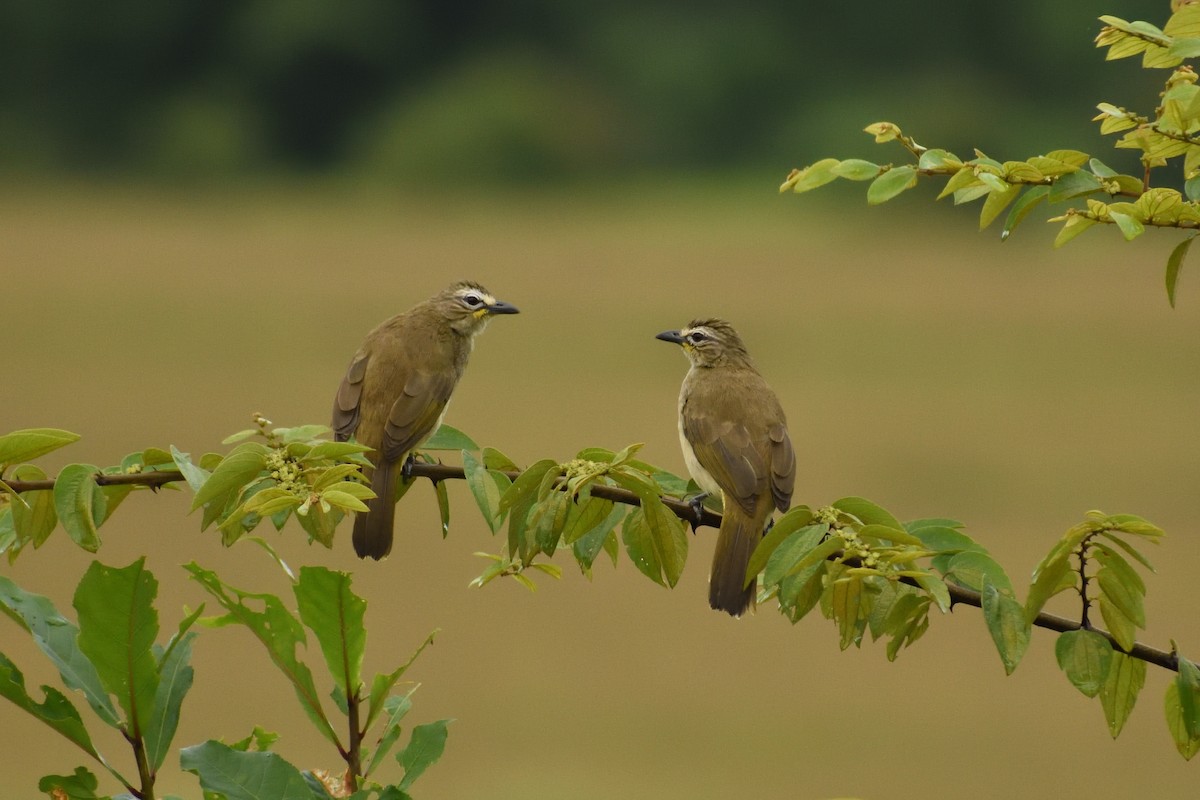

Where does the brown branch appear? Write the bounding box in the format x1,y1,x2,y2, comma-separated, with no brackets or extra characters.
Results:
5,463,1186,674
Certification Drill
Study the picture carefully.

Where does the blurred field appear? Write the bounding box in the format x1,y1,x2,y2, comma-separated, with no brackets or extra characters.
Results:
3,180,1199,798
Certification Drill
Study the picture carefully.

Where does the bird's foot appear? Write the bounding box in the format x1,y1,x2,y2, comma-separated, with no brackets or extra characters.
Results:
401,453,417,481
686,492,710,533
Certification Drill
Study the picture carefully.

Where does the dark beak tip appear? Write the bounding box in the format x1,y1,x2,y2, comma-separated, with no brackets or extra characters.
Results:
490,302,520,315
656,330,683,343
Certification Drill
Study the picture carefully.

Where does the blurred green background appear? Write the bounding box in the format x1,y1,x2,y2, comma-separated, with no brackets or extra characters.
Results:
4,1,1199,798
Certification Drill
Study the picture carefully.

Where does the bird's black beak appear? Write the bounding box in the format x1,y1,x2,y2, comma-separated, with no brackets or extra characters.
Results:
656,330,685,344
488,300,520,315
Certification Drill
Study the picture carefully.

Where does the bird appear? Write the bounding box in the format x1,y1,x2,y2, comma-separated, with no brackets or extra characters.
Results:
332,281,519,559
657,319,796,616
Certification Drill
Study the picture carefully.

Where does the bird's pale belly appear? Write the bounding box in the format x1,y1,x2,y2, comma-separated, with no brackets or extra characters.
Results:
678,417,721,498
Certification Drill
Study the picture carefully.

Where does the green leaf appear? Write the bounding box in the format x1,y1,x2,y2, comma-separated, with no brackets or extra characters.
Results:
498,459,558,515
0,575,119,727
184,563,338,747
832,158,881,181
53,464,104,552
1108,210,1145,241
145,631,196,772
1099,596,1138,653
397,719,451,791
781,158,840,194
1100,650,1145,738
979,180,1020,230
529,492,570,557
1001,185,1050,240
981,579,1030,675
169,446,211,494
945,551,1013,593
365,631,436,734
1053,214,1099,247
572,504,625,572
463,450,504,533
0,652,97,757
1025,549,1074,620
917,148,961,171
867,165,917,205
1055,629,1113,698
1096,567,1146,627
831,497,903,530
294,567,366,701
434,478,451,538
1047,169,1102,203
0,428,80,467
762,523,826,586
74,559,160,736
420,424,477,451
562,496,615,545
180,740,317,800
1178,653,1200,741
1166,681,1200,759
366,691,413,778
745,507,815,584
856,523,926,548
190,448,267,512
10,465,57,548
38,766,101,799
482,447,520,472
621,501,688,588
1166,234,1194,307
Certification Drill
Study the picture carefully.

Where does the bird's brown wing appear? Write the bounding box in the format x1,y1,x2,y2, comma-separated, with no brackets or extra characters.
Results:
333,352,370,441
682,390,767,517
380,369,456,462
768,421,796,513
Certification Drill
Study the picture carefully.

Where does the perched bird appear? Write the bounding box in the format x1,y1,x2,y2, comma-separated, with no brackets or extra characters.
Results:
657,319,796,616
333,281,519,559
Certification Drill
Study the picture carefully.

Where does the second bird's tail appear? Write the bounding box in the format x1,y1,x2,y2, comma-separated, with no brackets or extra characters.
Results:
353,459,395,560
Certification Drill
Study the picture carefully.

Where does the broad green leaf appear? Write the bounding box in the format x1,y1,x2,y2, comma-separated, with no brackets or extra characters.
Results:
780,158,840,194
563,496,615,545
830,573,871,650
746,508,816,584
1096,567,1146,627
37,766,101,799
979,180,1020,230
74,559,160,736
936,165,982,200
1100,650,1145,738
53,464,104,552
0,428,80,467
498,459,558,514
1165,681,1200,759
321,489,369,514
295,567,366,700
572,504,625,572
1178,654,1200,741
1053,214,1099,247
1099,596,1138,653
184,563,337,746
917,148,961,171
945,551,1013,593
420,424,478,451
398,719,451,791
867,165,917,205
0,575,119,727
1025,550,1074,620
1108,210,1145,241
145,632,196,772
301,440,373,462
881,591,930,660
1093,544,1147,594
482,447,520,472
856,524,925,548
1055,629,1113,698
913,572,951,613
831,497,903,530
10,465,56,548
1097,531,1156,572
779,534,842,581
190,448,267,512
529,492,570,557
1001,185,1050,240
832,158,880,181
169,446,211,494
776,559,825,622
463,450,503,533
1047,169,1102,203
0,652,96,756
180,740,316,800
981,579,1030,675
1166,234,1194,307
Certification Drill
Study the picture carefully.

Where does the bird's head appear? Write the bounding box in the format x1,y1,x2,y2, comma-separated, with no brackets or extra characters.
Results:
437,281,520,335
656,318,751,368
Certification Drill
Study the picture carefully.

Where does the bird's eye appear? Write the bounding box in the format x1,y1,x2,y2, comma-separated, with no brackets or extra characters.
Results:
688,331,707,344
463,293,483,307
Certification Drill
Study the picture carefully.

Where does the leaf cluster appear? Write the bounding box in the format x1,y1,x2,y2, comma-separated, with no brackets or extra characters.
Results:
780,6,1200,306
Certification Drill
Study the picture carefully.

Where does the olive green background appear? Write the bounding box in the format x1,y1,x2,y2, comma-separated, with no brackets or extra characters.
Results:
2,182,1198,798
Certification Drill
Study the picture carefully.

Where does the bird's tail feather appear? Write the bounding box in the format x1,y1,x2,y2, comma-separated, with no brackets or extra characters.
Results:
353,459,395,560
709,505,768,617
